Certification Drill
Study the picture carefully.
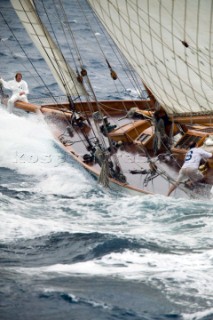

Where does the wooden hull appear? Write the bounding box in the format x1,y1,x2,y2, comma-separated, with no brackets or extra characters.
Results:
14,100,213,200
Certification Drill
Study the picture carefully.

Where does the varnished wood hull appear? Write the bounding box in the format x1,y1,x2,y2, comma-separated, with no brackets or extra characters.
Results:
13,99,213,200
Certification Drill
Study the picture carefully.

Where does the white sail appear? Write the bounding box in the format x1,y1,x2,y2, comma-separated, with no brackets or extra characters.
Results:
88,0,213,116
11,0,88,98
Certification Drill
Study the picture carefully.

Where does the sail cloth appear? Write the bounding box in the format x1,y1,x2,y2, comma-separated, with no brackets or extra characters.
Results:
10,0,88,98
88,0,213,116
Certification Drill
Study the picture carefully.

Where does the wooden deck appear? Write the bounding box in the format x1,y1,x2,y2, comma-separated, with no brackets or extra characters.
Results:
14,100,213,199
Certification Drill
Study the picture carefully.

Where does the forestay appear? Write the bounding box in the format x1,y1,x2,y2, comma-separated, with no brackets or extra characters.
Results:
11,0,88,98
88,0,213,116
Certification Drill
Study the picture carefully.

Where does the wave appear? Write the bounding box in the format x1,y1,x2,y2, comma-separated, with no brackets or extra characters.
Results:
0,231,151,267
2,229,213,315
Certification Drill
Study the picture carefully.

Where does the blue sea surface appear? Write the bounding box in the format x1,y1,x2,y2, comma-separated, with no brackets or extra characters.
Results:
0,1,213,319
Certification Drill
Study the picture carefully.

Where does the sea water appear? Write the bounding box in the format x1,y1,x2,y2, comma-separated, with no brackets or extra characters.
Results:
0,1,213,319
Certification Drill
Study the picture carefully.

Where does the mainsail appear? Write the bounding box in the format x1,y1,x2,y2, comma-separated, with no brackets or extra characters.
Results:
10,0,88,98
88,0,213,116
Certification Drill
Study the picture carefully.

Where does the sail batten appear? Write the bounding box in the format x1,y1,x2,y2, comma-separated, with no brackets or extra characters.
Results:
11,0,88,98
88,0,213,115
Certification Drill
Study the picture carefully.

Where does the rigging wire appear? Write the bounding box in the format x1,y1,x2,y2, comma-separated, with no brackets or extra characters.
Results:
34,0,84,102
84,0,166,173
31,0,101,150
0,10,59,103
50,0,127,172
84,0,180,178
41,1,102,136
76,0,159,176
0,2,92,150
0,1,91,141
46,0,108,149
80,0,150,108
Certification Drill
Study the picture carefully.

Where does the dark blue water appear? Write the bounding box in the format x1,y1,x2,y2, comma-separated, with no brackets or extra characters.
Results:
1,1,213,319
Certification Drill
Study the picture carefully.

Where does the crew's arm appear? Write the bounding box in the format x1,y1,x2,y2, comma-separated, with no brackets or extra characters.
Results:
202,150,213,159
0,78,11,90
0,79,18,92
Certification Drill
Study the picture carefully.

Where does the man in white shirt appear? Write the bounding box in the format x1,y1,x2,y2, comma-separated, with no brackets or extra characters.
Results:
0,72,29,113
167,141,212,196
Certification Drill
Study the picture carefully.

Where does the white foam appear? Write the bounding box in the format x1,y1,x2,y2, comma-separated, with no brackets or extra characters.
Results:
0,210,72,241
13,248,213,309
183,308,213,320
0,107,93,240
0,107,91,195
0,108,55,173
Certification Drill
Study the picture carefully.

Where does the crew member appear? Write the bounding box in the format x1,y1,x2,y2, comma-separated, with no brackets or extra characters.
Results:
0,72,29,113
167,141,212,196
